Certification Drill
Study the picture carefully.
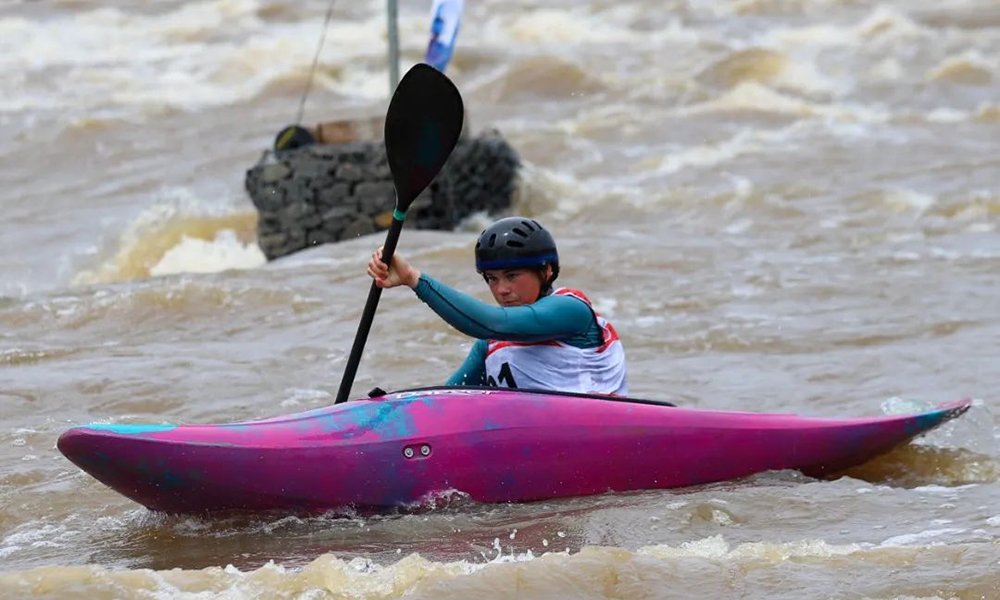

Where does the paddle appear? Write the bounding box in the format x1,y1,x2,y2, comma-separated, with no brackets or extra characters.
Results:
335,63,465,404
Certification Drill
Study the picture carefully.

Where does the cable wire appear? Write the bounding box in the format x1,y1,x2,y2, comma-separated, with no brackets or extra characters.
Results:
295,0,338,125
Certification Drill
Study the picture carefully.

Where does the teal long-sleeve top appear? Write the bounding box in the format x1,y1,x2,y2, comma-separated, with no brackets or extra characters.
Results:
412,274,604,386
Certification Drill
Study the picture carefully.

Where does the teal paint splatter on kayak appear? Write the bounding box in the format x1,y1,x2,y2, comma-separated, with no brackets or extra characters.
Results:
343,399,419,439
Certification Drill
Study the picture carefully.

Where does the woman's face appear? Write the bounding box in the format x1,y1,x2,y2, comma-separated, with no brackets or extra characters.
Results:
483,266,551,306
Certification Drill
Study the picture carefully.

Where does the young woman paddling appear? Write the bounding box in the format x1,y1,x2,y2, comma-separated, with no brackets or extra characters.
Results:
367,216,628,395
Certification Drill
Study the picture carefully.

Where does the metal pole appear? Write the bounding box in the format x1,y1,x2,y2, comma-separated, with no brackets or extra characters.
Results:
387,0,400,94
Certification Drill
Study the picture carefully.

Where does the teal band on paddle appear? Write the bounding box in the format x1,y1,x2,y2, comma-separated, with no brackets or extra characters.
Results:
393,208,408,221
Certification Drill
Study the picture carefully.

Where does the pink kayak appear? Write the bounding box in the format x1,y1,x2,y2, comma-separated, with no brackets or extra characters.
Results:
57,387,970,514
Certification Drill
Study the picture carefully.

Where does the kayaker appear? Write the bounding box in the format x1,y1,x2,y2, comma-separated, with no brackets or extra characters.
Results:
366,216,628,395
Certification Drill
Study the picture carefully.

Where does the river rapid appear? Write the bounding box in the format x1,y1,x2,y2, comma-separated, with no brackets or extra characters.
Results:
1,0,999,598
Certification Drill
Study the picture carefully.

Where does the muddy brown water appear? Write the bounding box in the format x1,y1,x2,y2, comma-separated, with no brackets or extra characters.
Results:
1,0,999,598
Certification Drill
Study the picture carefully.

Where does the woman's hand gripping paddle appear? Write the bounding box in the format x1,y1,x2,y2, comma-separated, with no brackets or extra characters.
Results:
335,64,464,404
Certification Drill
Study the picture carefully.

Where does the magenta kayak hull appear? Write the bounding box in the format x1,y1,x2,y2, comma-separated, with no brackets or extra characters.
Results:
57,388,970,513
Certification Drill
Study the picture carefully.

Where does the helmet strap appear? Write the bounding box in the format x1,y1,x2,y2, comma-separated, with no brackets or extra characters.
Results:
537,263,557,295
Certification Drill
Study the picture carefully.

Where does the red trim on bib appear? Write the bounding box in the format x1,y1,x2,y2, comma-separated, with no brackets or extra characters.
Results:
485,288,621,355
486,340,561,357
596,321,620,353
553,288,591,304
554,288,619,353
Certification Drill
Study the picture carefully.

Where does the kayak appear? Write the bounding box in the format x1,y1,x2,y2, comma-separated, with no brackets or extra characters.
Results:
57,387,970,514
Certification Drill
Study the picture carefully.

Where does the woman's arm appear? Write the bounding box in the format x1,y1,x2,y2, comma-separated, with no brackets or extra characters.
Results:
364,246,599,344
446,339,488,386
414,274,594,342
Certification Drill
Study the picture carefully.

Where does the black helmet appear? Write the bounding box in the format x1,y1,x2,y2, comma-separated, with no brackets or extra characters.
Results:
475,217,559,281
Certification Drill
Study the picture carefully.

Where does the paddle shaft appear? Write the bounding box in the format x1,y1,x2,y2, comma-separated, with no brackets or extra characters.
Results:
335,214,405,403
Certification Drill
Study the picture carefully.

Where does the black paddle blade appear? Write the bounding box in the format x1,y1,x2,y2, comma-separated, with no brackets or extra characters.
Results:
384,63,464,212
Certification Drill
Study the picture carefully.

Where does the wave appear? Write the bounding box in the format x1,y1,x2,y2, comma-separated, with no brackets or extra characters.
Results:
1,534,997,599
926,51,995,85
471,56,608,104
71,192,265,286
0,0,394,117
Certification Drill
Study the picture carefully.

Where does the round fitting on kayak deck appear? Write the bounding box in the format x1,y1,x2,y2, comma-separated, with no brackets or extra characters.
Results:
403,444,432,460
